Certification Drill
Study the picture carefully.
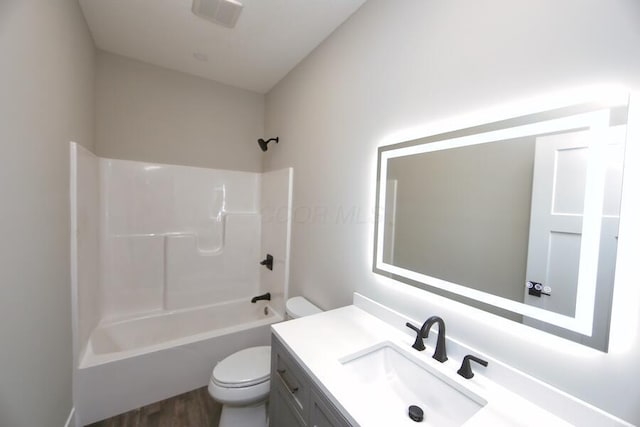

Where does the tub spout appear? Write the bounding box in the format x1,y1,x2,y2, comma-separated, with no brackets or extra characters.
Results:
251,292,271,303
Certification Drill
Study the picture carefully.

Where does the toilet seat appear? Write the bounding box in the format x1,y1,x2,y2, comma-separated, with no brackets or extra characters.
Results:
212,346,271,388
209,346,272,406
209,376,271,405
213,374,270,388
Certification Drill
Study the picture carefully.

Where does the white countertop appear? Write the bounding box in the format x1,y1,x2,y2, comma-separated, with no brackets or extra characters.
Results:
272,304,575,427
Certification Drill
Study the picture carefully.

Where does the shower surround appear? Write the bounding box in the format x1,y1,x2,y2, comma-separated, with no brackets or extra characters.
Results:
70,143,292,425
100,158,262,318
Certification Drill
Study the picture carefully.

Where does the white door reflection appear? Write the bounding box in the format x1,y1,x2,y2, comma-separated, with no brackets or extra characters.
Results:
524,127,625,346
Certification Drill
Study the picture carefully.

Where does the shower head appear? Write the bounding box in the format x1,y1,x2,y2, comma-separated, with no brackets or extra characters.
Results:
258,137,279,152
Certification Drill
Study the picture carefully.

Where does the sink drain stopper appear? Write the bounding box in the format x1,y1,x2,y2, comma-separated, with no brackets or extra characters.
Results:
408,405,424,422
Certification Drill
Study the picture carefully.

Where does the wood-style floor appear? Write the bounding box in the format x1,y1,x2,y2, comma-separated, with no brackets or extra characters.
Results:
86,387,221,427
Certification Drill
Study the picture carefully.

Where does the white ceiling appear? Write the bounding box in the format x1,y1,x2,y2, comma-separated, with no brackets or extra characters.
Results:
79,0,367,94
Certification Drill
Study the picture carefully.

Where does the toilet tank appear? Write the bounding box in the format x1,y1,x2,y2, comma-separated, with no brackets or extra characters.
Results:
285,296,322,319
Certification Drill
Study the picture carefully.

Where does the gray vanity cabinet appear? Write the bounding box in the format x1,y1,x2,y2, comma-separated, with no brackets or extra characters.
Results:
270,335,351,427
308,388,350,427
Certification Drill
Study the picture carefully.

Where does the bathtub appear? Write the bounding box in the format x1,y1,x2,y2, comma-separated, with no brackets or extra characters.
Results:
75,299,282,426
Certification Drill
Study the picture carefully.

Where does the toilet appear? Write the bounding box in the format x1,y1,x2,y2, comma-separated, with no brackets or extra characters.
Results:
208,296,322,427
285,295,323,320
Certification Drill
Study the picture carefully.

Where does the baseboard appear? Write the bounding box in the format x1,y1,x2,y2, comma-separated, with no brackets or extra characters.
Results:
64,407,76,427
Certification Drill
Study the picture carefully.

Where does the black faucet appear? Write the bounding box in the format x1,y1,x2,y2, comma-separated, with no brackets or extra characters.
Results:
457,354,488,379
251,292,271,303
405,316,448,363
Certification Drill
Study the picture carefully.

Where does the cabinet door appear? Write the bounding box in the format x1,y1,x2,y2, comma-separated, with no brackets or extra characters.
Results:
309,389,351,427
270,381,306,427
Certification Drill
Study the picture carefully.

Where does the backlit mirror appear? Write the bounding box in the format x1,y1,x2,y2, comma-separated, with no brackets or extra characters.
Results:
373,92,631,351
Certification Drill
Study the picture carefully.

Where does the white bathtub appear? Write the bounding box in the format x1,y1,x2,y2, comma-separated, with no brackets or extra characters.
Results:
75,299,282,426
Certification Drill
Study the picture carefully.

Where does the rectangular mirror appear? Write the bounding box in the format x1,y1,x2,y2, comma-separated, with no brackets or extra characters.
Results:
373,92,631,351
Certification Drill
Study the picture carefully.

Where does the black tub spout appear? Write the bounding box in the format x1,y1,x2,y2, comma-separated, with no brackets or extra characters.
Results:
251,292,271,303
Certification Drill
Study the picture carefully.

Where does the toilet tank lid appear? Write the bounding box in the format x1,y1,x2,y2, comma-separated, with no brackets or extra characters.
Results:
213,346,271,386
286,296,322,318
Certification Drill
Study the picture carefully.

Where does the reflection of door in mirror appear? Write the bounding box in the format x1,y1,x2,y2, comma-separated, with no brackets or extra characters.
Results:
524,127,625,345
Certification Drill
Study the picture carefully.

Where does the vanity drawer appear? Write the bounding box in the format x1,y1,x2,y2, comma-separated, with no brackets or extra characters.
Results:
272,336,309,420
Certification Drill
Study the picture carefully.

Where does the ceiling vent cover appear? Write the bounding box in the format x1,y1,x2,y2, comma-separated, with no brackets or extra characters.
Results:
192,0,243,28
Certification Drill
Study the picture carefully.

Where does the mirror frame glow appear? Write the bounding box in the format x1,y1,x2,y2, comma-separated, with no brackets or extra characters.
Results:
373,90,631,340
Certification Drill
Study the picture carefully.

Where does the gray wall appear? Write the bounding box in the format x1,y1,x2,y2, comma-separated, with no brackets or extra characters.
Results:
264,0,640,423
388,138,535,304
0,0,95,425
95,52,265,172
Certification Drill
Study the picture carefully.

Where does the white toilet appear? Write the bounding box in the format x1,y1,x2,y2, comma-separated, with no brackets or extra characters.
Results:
208,296,322,427
284,295,323,320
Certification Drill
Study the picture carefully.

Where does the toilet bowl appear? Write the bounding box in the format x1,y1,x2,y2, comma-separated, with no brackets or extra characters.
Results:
208,297,322,427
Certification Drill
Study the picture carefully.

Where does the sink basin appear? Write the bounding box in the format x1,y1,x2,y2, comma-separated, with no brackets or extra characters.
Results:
340,342,486,426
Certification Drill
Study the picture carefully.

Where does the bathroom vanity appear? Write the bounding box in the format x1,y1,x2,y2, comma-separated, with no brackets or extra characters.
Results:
269,293,633,427
271,335,351,427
